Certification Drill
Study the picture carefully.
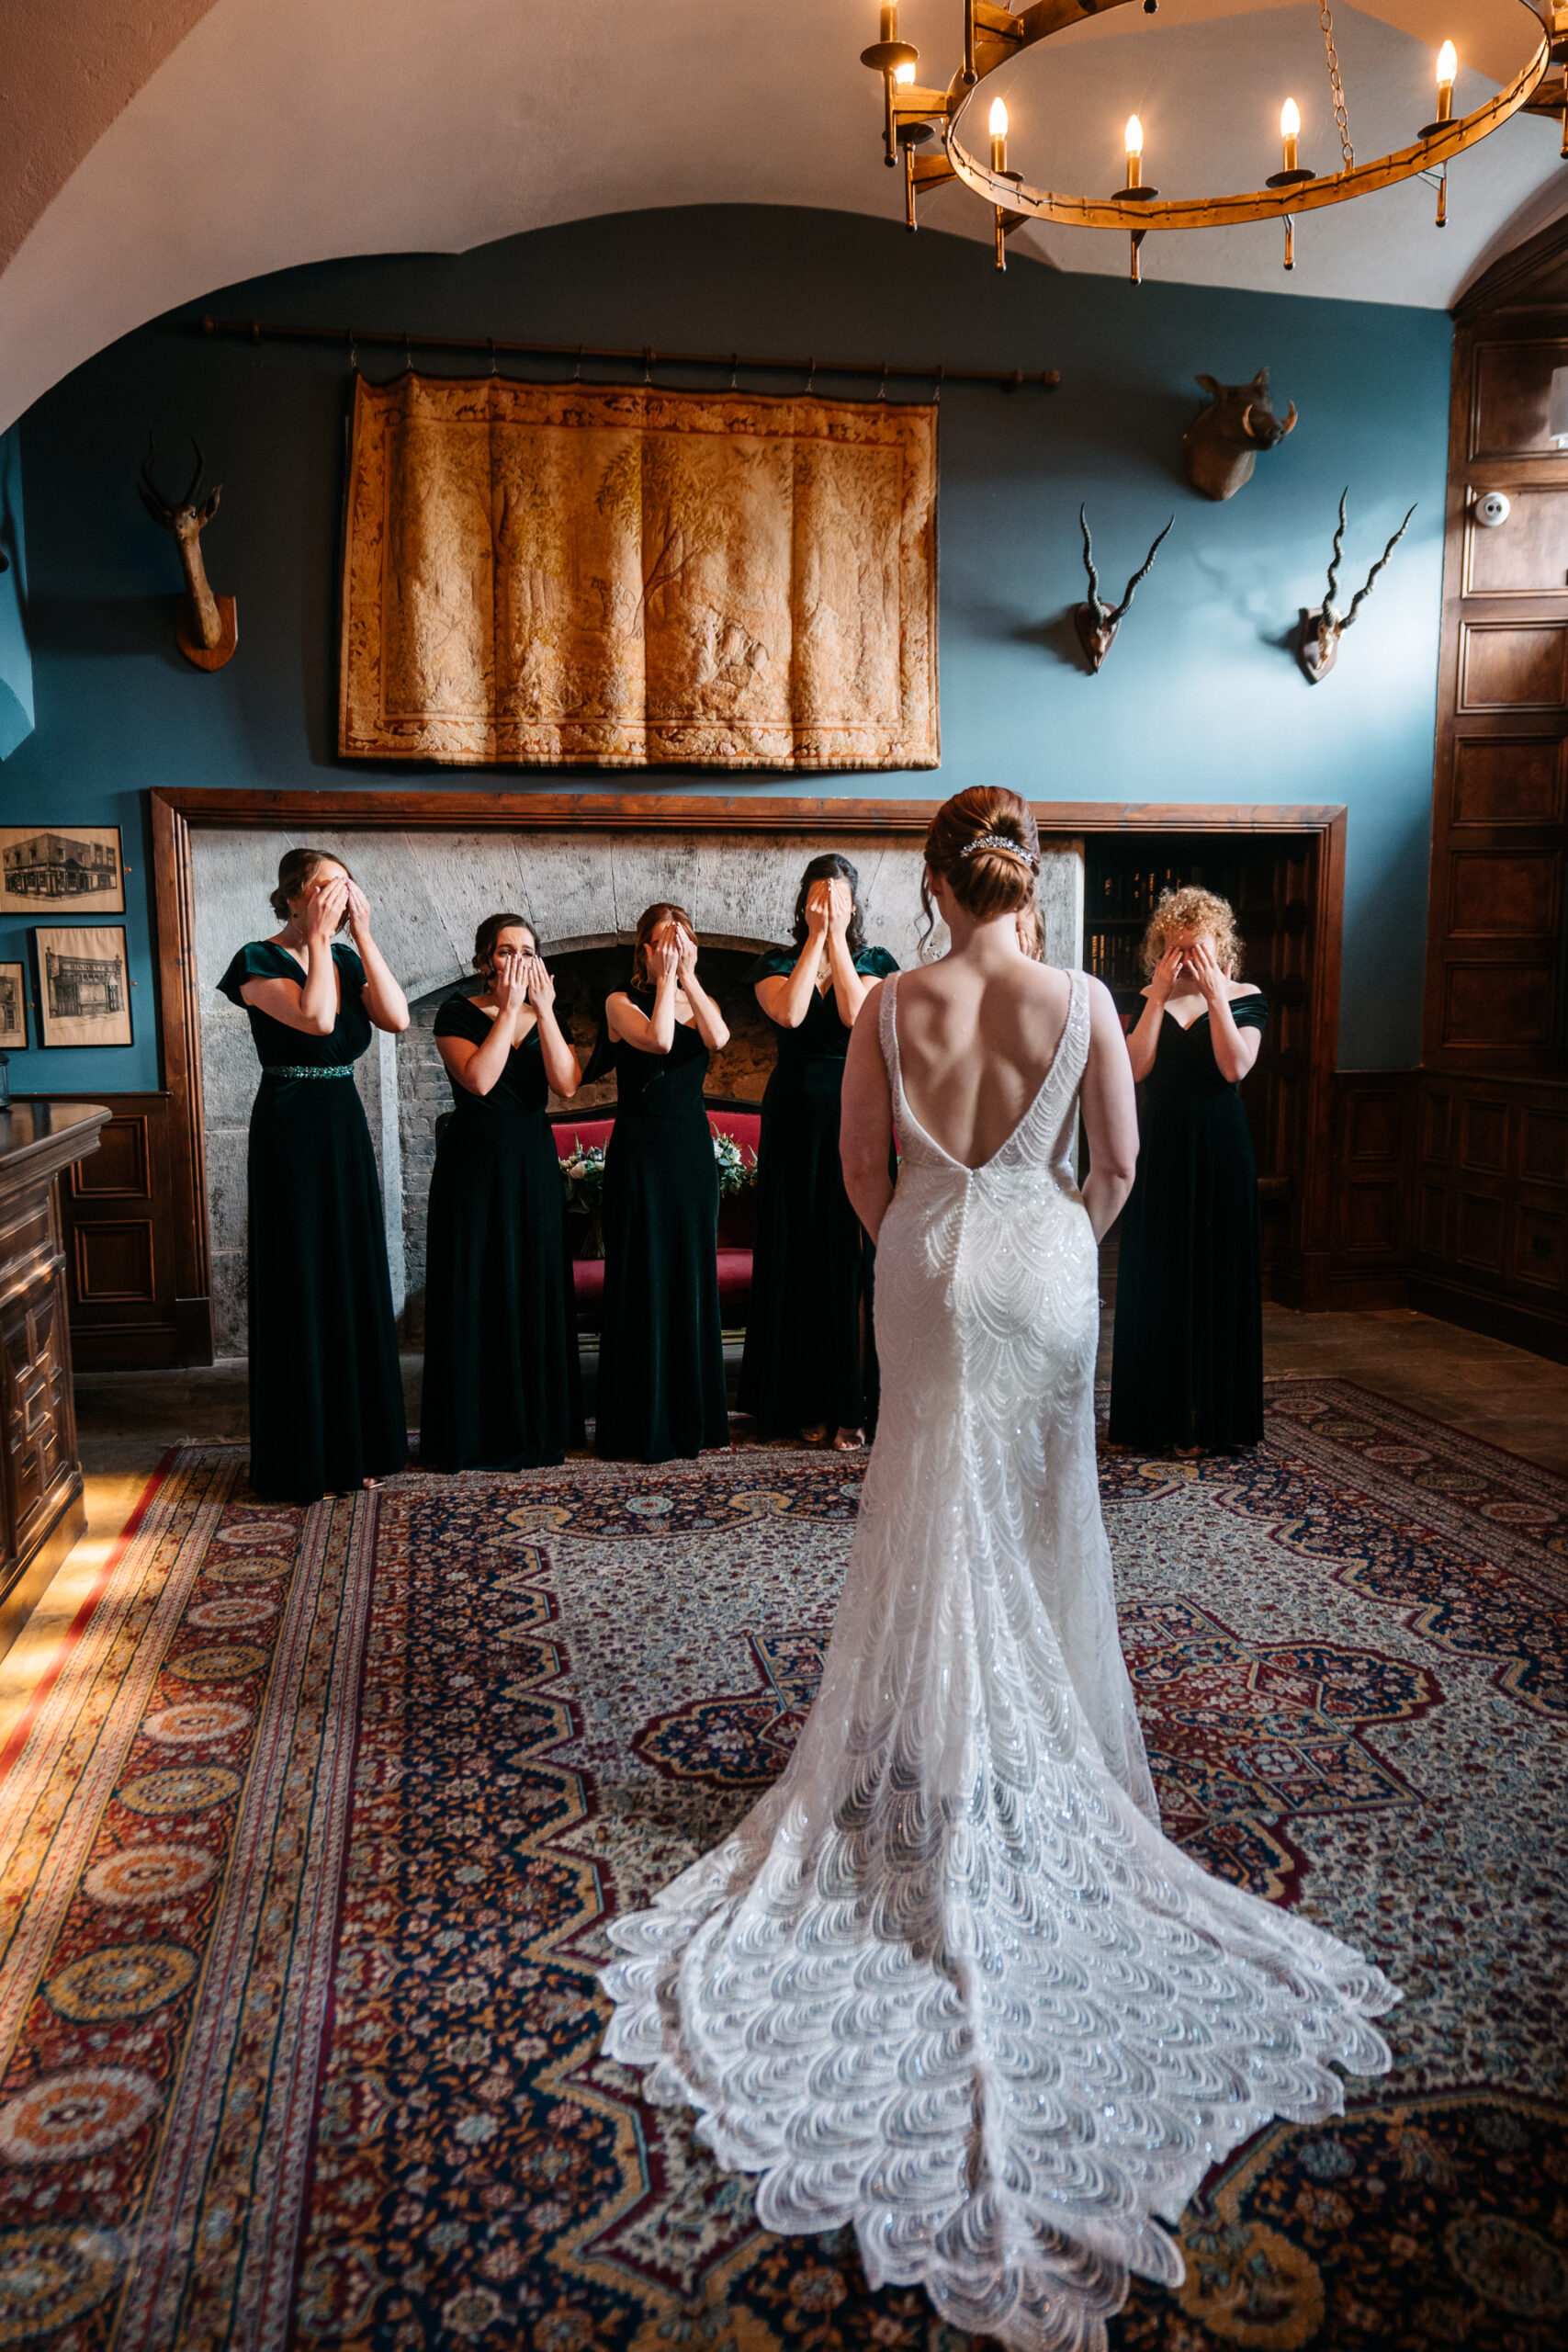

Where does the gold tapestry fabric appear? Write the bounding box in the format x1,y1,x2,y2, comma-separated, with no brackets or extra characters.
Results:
337,374,939,771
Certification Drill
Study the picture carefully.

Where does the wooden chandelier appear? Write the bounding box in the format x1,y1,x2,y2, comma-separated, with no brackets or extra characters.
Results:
863,0,1565,280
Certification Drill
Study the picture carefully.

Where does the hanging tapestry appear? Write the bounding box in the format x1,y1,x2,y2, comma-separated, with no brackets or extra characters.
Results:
337,373,939,771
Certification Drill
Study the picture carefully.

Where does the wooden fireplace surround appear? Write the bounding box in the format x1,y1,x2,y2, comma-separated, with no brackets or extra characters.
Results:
73,788,1346,1367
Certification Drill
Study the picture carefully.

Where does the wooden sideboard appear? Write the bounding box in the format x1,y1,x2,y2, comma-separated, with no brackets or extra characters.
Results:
0,1101,110,1654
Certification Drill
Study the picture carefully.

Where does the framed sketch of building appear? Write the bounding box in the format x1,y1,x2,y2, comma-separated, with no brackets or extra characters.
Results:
0,965,27,1048
0,827,123,915
35,927,132,1048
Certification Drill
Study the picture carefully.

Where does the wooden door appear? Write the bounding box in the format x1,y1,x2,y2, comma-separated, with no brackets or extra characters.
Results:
1426,279,1568,1072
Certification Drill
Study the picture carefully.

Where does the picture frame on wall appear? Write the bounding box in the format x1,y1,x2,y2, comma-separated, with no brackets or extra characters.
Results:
0,826,124,916
0,964,27,1050
34,926,132,1049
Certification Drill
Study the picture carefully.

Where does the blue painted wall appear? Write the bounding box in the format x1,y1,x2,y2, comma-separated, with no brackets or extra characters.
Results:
6,204,1450,1090
0,426,33,762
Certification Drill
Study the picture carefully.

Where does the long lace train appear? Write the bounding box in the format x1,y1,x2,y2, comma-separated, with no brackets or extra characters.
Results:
602,970,1397,2350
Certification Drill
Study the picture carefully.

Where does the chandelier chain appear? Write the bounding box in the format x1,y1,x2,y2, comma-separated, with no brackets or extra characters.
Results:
1319,0,1354,166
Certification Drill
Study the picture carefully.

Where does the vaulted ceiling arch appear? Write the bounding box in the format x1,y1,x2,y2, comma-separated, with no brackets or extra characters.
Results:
1,0,1562,435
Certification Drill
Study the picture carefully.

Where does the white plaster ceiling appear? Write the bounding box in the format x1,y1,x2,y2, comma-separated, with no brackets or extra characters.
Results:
1,0,1564,435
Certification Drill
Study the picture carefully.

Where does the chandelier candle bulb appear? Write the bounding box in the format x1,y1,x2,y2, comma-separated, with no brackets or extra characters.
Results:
881,2,897,41
989,96,1008,174
1280,97,1300,173
1124,113,1144,189
1436,39,1457,124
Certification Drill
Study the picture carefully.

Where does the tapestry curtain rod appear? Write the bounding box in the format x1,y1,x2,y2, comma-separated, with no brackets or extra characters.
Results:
197,314,1061,394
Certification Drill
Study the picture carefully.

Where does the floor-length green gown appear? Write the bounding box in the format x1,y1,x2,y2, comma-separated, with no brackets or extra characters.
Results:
217,938,408,1503
421,996,582,1471
1109,989,1269,1452
739,945,898,1435
595,989,728,1463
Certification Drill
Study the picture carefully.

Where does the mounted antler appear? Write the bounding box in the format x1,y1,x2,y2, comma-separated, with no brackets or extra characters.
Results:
1073,507,1174,673
139,435,237,669
1295,490,1416,683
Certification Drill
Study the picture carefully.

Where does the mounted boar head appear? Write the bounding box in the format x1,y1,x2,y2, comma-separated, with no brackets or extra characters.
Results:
1183,368,1298,502
1072,507,1173,674
139,436,237,669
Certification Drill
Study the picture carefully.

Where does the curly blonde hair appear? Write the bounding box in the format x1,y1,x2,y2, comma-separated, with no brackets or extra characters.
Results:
1138,886,1242,980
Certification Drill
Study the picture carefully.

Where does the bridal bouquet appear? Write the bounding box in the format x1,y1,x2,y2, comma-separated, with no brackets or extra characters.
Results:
559,1137,607,1212
713,1131,758,1198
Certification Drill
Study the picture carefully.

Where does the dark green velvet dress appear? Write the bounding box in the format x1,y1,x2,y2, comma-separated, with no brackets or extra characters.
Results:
421,997,583,1472
1109,989,1270,1453
739,944,898,1435
217,938,407,1504
595,989,728,1463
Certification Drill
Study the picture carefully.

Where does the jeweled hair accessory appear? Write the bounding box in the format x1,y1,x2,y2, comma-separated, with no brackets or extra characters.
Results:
960,832,1040,872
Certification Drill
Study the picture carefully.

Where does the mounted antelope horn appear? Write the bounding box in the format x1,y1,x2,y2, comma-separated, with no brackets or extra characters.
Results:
1109,515,1174,624
1078,505,1100,609
137,429,237,671
1072,507,1173,674
1343,501,1417,630
1295,489,1416,684
138,436,173,523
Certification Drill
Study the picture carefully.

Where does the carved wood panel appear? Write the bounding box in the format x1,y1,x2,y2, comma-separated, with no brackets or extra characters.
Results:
1470,338,1568,458
50,1095,186,1369
0,1264,73,1561
1451,739,1563,827
1427,283,1568,1080
1410,1070,1568,1358
1458,623,1568,710
1327,1071,1415,1307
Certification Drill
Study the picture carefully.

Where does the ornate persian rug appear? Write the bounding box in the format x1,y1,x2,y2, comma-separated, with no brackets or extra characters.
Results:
0,1381,1563,2351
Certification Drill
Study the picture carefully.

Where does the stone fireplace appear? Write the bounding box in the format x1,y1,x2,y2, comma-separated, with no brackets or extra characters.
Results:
192,823,1084,1355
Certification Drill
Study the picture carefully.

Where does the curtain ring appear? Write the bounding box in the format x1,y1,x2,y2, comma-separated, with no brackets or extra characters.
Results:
729,352,739,392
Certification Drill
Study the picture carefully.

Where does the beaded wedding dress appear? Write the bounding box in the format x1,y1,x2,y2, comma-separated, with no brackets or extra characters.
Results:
603,970,1397,2349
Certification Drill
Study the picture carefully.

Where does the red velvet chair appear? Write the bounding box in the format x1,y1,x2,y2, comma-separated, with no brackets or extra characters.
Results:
553,1104,761,1326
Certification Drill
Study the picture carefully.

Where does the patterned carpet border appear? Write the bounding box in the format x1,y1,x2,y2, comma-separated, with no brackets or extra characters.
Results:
0,1382,1563,2350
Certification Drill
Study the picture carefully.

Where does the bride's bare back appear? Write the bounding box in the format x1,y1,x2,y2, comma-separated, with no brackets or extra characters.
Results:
893,955,1073,1171
842,920,1139,1244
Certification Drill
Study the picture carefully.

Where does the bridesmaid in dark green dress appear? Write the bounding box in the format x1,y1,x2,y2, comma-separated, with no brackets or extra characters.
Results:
1110,888,1269,1453
595,904,730,1464
739,855,897,1448
422,913,583,1470
217,848,409,1504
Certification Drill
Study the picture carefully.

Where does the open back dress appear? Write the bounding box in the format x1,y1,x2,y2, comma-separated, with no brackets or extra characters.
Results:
603,969,1394,2351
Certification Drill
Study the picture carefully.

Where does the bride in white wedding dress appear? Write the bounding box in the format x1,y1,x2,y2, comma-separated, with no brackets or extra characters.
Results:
603,787,1398,2350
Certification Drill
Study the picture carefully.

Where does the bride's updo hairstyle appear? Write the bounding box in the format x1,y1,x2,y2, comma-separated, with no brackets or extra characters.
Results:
919,786,1041,945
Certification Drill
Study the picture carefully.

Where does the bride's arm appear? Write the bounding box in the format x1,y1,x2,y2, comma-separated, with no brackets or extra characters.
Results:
840,983,896,1242
1079,978,1139,1241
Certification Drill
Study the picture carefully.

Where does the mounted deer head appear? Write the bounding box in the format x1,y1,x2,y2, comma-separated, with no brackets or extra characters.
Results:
139,436,237,669
1295,491,1416,684
1073,507,1173,674
1183,368,1297,502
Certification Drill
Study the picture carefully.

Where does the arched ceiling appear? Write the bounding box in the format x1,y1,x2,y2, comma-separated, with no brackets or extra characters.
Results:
1,0,1563,435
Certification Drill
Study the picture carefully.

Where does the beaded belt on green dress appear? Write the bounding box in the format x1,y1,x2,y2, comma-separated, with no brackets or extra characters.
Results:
262,1064,355,1080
